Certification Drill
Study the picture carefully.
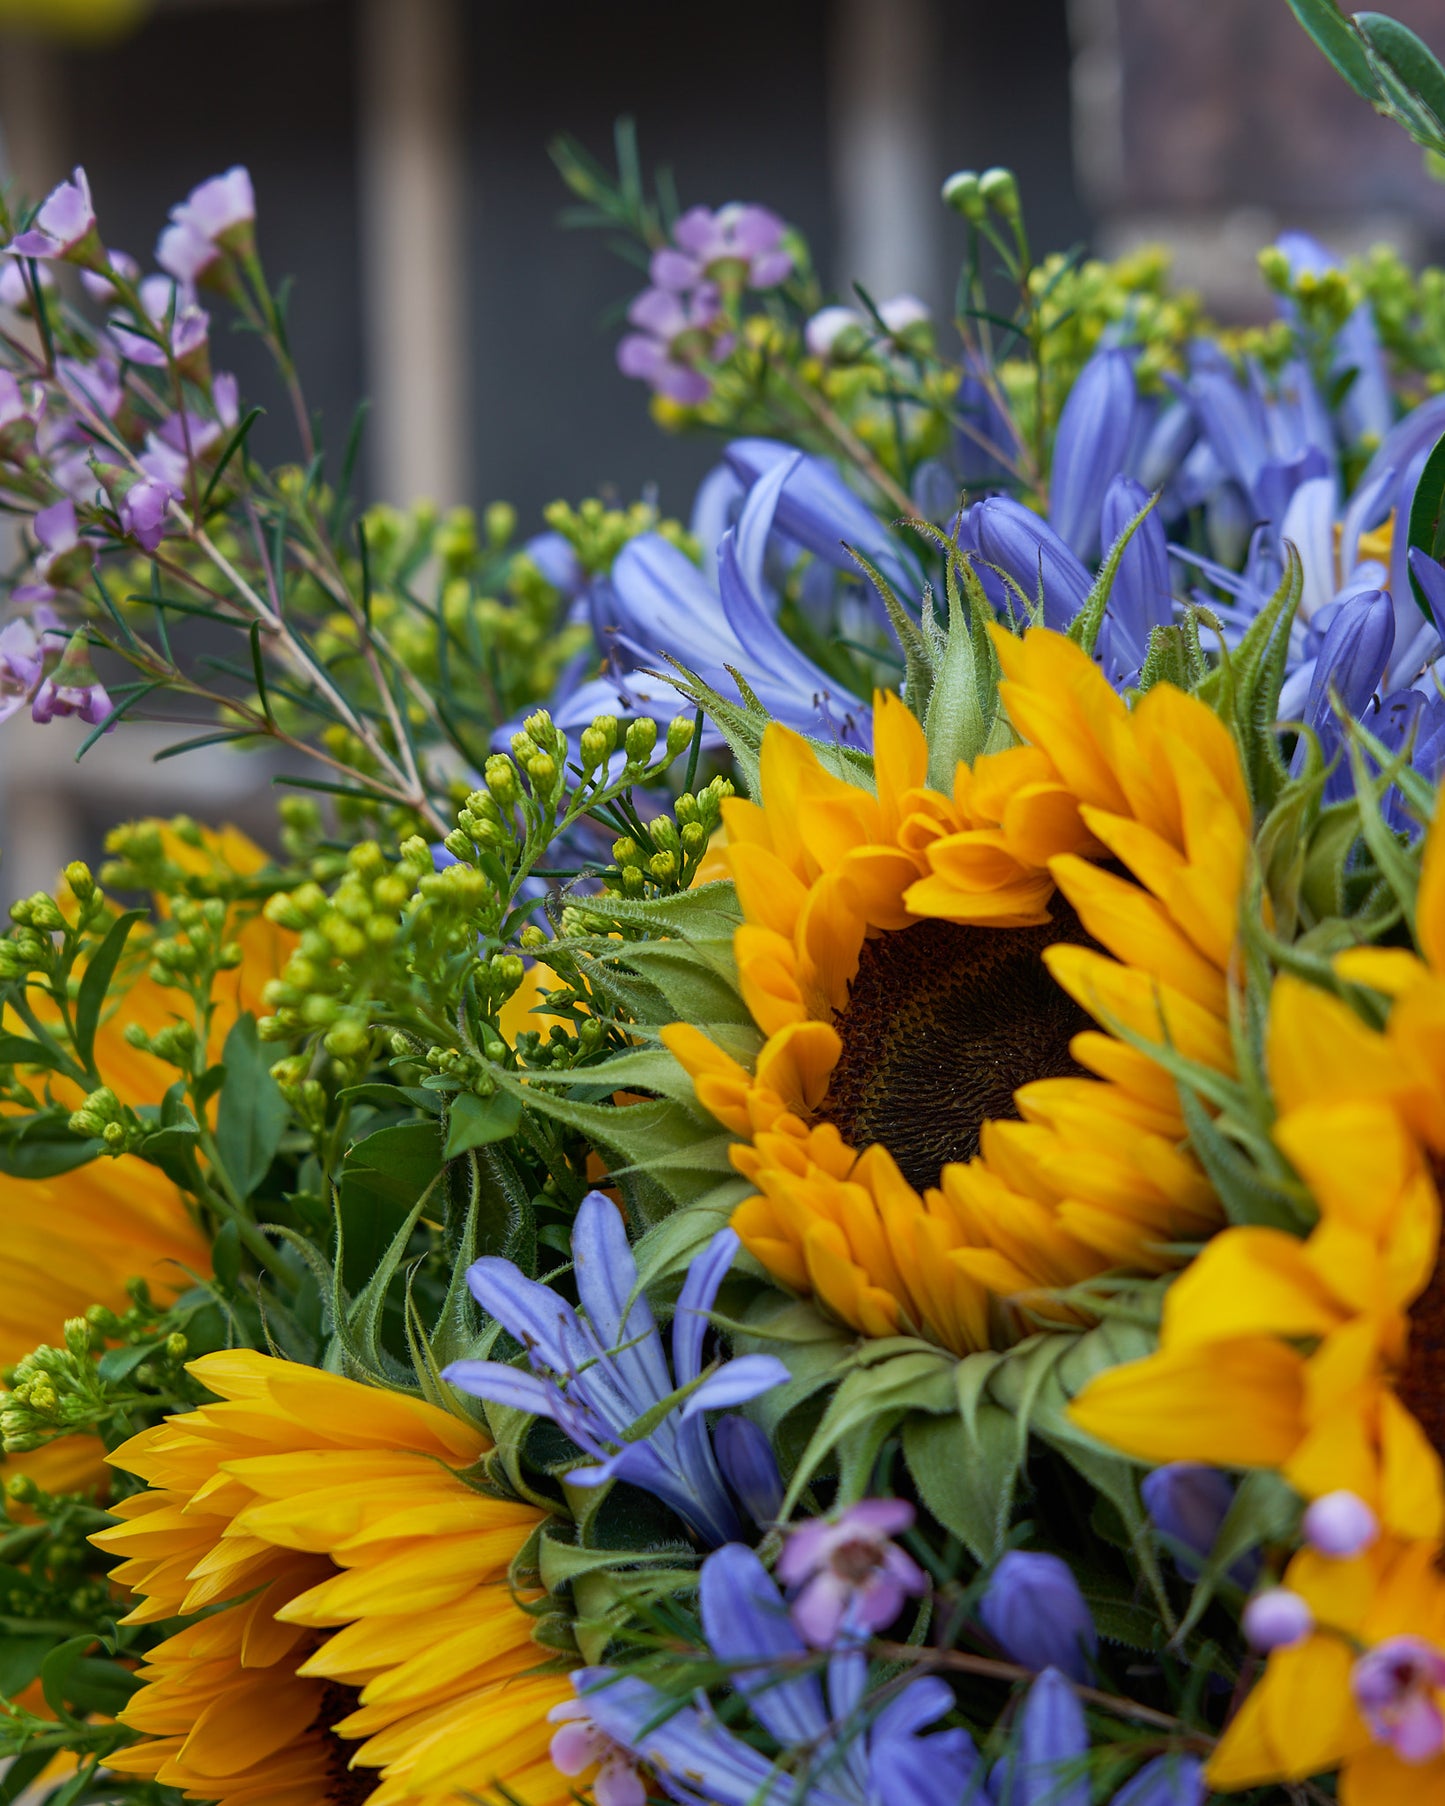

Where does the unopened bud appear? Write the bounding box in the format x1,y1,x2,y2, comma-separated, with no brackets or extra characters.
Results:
666,714,695,757
64,862,95,904
624,718,657,764
942,169,985,221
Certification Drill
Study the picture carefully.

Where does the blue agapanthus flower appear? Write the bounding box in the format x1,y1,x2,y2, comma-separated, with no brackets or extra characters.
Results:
443,1191,787,1549
560,1542,1205,1806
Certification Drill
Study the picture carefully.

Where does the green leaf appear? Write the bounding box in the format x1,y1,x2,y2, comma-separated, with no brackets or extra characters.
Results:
0,1031,64,1072
1287,0,1378,97
1358,12,1445,150
96,1340,162,1384
0,1113,103,1178
781,1348,954,1514
346,1119,444,1196
443,1089,523,1158
1406,426,1445,620
0,1633,51,1698
74,909,146,1070
902,1404,1019,1562
215,1013,290,1197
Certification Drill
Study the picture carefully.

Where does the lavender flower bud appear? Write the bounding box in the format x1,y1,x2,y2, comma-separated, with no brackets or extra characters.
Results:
1302,1491,1379,1559
978,1551,1097,1682
1242,1588,1313,1651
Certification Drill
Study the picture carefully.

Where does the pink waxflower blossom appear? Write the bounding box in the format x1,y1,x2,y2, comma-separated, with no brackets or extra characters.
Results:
0,617,46,724
172,166,255,255
212,372,240,429
120,475,180,552
616,283,727,405
667,202,793,289
0,257,55,312
777,1499,927,1647
156,220,220,287
57,355,124,423
548,1697,646,1806
9,168,103,267
80,249,140,304
15,500,85,604
30,628,111,728
1352,1636,1445,1763
110,301,210,375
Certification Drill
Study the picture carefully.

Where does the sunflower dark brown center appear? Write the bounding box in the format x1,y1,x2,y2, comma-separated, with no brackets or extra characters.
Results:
814,904,1098,1193
311,1679,376,1805
1397,1157,1445,1469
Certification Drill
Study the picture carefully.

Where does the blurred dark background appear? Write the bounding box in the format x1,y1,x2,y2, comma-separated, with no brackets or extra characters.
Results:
3,0,1445,899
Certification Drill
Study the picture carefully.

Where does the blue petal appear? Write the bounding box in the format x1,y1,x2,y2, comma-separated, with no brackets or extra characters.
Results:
713,1414,784,1525
571,1191,672,1419
699,1543,827,1748
997,1669,1089,1806
573,1669,809,1806
974,496,1091,630
439,1360,561,1420
1049,347,1137,561
463,1257,585,1374
725,436,918,595
673,1227,741,1383
1110,1753,1206,1806
873,1733,988,1806
680,1356,791,1420
1099,475,1172,674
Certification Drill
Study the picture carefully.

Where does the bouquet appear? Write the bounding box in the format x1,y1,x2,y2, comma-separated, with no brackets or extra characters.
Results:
1,4,1444,1801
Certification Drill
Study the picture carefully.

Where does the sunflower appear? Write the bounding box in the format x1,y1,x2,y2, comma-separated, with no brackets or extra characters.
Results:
91,1349,572,1806
1070,805,1445,1539
664,625,1247,1354
2,823,288,1495
1208,1532,1445,1802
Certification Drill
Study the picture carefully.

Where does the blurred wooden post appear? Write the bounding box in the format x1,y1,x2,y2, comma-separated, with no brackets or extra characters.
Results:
357,0,469,508
830,0,941,308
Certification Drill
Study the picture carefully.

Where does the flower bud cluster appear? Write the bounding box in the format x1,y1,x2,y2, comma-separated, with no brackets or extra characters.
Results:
2,1299,189,1455
258,837,429,1062
147,895,242,996
541,497,693,575
606,774,731,898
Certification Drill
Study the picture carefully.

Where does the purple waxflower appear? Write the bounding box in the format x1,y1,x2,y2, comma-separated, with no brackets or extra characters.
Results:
978,1550,1097,1683
56,355,123,424
617,283,726,404
1288,586,1395,797
0,258,54,312
120,475,180,552
547,1698,647,1806
110,296,210,375
444,1192,788,1548
8,167,104,269
156,220,219,288
966,495,1092,630
776,1499,927,1647
1049,346,1138,563
1352,1635,1445,1762
0,371,36,452
80,249,140,305
31,629,111,728
0,617,47,725
659,202,793,291
14,499,84,604
806,304,867,361
170,165,256,257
